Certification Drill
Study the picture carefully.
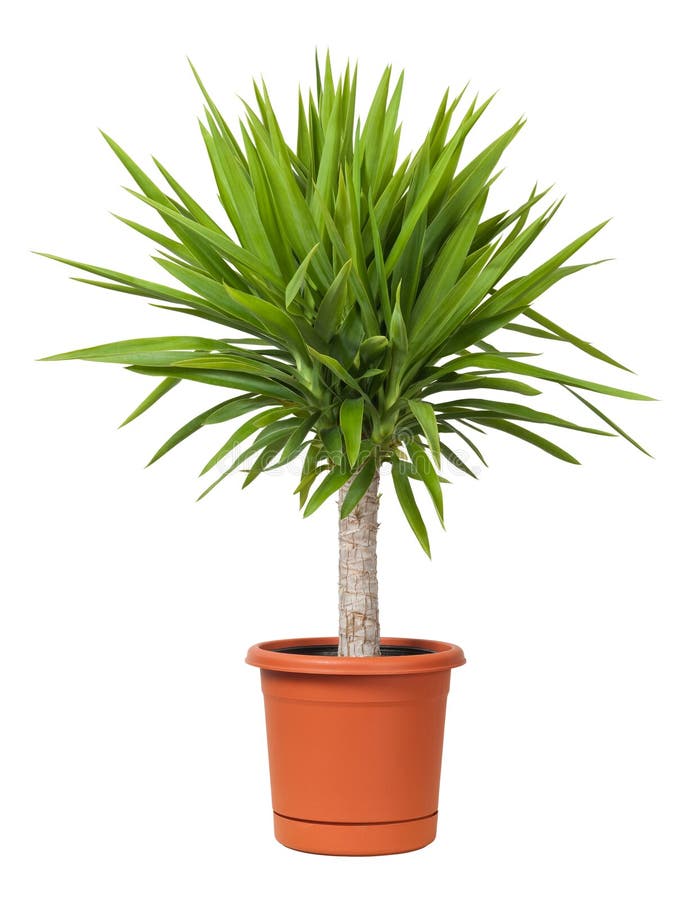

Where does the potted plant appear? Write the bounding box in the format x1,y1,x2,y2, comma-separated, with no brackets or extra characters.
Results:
39,55,651,856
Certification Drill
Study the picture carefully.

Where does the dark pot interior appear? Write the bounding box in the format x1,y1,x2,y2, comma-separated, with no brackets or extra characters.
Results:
275,643,434,657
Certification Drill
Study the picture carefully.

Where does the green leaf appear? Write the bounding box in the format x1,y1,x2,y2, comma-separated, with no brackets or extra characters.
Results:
391,458,431,556
481,418,580,464
460,354,655,401
314,259,352,341
131,191,283,291
200,406,291,475
340,457,377,517
151,157,229,236
428,375,541,397
384,288,408,408
480,222,610,320
188,60,245,155
245,114,326,268
384,111,506,276
414,187,489,321
407,399,441,466
285,243,320,309
119,377,180,427
223,285,311,363
437,420,488,465
173,353,296,384
203,395,269,424
440,441,478,478
204,118,283,269
564,388,652,456
406,440,444,525
303,466,352,516
278,413,321,465
35,252,217,313
340,397,364,467
153,256,259,323
307,347,369,400
128,365,301,402
197,418,297,500
423,109,518,260
407,241,495,363
521,308,631,372
309,98,342,221
294,441,325,506
313,192,379,335
367,192,391,326
453,399,613,434
320,426,344,466
40,335,237,365
146,398,253,467
112,214,196,264
101,133,238,282
241,434,293,487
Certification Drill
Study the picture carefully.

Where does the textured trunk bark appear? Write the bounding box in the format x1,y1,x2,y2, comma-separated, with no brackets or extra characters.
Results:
337,468,380,657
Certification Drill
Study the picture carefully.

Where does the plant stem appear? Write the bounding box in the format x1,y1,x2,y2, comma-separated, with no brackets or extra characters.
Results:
337,467,381,657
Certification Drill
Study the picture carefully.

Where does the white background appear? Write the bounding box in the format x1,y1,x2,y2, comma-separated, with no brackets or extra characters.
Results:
1,1,695,897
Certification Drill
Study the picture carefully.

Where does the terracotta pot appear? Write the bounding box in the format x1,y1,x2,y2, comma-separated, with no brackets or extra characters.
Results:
246,636,465,856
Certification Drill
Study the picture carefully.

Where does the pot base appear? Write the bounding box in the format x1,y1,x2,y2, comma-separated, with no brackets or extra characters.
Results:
273,811,438,856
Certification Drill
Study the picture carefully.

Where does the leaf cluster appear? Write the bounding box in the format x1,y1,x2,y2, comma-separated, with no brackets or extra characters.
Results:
40,55,651,554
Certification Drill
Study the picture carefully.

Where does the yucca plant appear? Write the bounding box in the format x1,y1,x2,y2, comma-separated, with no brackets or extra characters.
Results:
40,56,650,657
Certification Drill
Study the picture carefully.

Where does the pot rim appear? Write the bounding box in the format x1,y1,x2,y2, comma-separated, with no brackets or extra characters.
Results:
246,636,466,675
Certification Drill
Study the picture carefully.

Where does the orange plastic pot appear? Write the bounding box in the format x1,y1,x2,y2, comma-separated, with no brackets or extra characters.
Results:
246,636,465,856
